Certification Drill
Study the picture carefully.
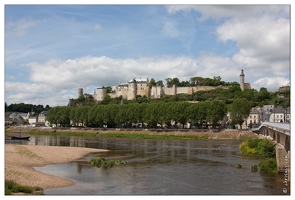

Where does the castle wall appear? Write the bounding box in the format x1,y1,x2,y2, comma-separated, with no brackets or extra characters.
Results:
163,85,176,96
150,86,163,99
77,79,231,103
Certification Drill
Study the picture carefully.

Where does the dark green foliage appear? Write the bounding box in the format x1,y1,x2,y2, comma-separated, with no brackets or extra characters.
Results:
230,98,251,129
259,158,278,173
235,163,242,169
251,165,258,172
239,139,275,158
5,180,43,195
247,139,260,149
5,103,51,114
239,139,277,173
47,101,228,129
90,158,126,168
257,139,276,158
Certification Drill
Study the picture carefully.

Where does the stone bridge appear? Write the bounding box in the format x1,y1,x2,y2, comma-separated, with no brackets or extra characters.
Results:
253,122,290,177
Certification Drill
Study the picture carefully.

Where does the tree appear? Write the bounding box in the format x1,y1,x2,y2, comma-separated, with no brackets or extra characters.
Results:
156,80,164,87
207,100,227,128
105,86,112,93
149,78,156,87
230,98,251,129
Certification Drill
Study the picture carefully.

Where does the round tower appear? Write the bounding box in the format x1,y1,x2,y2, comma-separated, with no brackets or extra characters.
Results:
78,88,83,98
240,69,245,91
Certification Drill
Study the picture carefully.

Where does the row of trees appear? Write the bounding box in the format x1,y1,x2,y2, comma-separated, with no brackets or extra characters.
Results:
148,76,236,88
5,103,51,114
47,98,251,129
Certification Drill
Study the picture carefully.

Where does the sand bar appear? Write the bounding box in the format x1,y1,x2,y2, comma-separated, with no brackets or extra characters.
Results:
5,144,107,189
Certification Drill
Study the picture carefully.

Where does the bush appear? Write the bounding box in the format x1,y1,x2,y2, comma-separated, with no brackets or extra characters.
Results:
251,165,258,172
259,158,278,173
235,163,242,168
257,139,276,158
247,139,260,148
90,157,126,168
239,139,275,158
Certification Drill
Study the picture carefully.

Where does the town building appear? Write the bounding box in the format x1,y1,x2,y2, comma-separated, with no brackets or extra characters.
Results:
269,107,290,123
243,107,262,128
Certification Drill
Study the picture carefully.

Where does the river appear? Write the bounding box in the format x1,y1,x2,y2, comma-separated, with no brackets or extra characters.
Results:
6,135,290,195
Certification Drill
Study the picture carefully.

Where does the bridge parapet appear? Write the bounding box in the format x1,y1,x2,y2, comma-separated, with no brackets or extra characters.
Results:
253,122,290,136
253,122,290,175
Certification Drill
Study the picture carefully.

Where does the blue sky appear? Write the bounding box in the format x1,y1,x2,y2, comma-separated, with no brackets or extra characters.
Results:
4,3,291,106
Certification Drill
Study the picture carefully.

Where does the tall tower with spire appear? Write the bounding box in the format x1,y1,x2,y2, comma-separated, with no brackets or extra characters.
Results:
240,69,245,91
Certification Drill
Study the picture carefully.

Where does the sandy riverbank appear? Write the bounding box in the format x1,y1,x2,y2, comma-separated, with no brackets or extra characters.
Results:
4,129,258,191
5,144,108,190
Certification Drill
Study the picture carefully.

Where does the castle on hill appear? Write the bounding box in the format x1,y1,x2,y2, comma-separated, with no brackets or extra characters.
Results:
69,70,251,104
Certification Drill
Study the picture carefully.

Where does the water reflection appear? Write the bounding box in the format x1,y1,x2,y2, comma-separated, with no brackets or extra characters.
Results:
24,135,290,195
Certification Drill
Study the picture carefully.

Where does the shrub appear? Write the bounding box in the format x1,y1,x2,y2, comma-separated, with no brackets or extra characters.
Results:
247,139,260,148
239,141,257,156
259,158,278,173
235,163,242,168
251,165,258,172
257,139,276,158
239,139,275,158
90,157,126,168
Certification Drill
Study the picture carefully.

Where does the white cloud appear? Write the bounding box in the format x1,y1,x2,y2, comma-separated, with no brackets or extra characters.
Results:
162,21,180,38
6,18,40,36
5,53,290,106
252,77,290,91
166,5,289,21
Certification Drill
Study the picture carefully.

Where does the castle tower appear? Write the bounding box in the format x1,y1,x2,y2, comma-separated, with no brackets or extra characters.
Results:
128,78,137,100
78,88,83,98
240,69,245,91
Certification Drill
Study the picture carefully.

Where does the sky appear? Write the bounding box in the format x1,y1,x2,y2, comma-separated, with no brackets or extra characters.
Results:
3,3,291,107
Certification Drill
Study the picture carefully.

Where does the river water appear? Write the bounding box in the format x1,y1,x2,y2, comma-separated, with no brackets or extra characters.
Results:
6,135,290,195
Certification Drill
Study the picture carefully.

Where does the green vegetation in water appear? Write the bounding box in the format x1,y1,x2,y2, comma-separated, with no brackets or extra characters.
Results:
239,139,277,173
90,157,126,168
259,158,278,173
251,165,258,172
5,180,43,195
239,139,275,158
235,163,242,169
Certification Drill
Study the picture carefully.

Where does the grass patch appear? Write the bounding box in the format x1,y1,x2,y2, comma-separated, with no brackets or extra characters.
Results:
90,157,126,168
15,146,44,161
5,180,43,195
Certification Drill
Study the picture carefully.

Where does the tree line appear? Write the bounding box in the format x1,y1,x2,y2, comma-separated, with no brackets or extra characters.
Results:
47,98,251,129
5,103,52,114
